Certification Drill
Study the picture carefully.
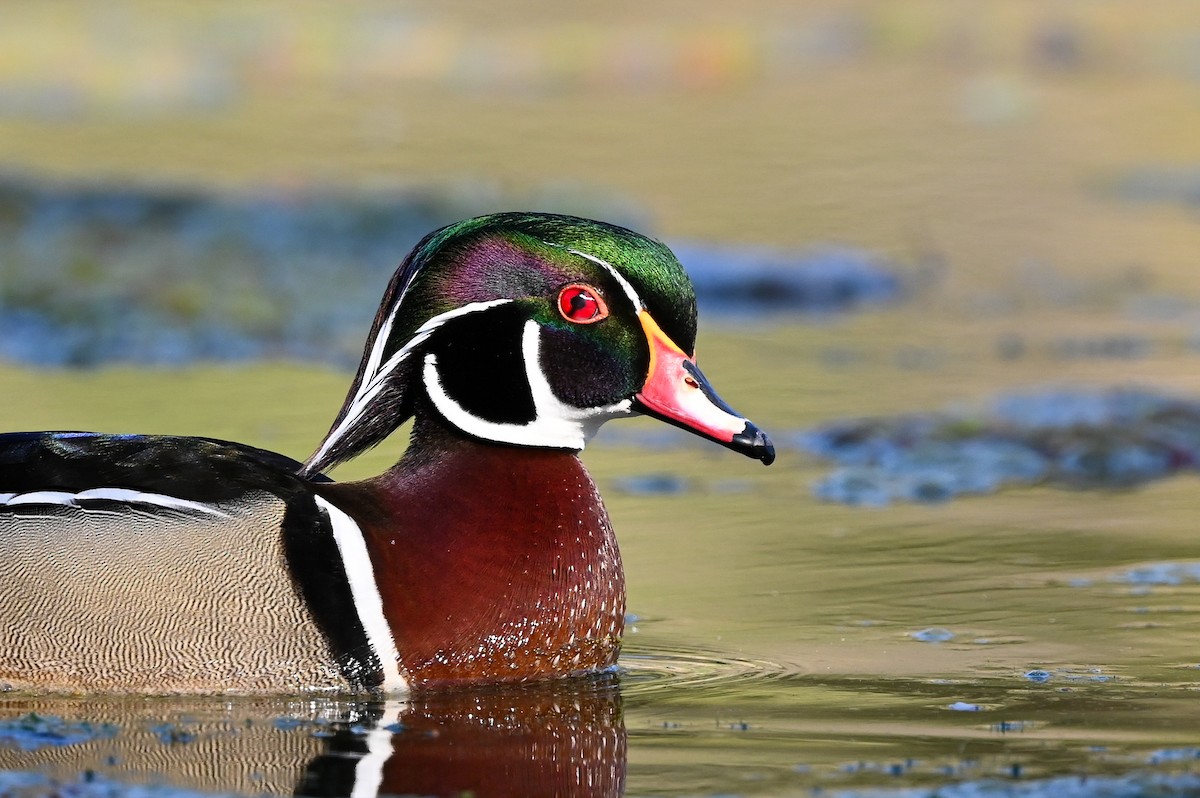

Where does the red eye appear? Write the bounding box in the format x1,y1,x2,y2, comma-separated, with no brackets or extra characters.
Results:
557,284,608,324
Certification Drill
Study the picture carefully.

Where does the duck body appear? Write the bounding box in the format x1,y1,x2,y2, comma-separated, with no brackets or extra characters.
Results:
0,425,621,693
0,212,772,694
0,432,364,692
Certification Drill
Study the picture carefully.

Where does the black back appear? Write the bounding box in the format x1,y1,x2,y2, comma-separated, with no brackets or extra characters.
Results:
0,431,386,691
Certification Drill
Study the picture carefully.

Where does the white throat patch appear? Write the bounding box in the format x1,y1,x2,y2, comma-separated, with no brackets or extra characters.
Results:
423,319,633,450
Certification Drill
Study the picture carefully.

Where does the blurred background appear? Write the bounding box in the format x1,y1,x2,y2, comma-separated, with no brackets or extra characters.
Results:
2,1,1198,367
3,1,1200,481
5,3,1200,795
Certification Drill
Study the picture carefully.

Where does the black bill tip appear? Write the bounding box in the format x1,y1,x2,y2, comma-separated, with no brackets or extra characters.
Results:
732,422,776,466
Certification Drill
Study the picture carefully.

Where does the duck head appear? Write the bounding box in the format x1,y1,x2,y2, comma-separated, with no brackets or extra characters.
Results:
302,212,774,476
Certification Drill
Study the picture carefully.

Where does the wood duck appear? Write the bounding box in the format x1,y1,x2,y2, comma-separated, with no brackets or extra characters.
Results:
0,212,773,694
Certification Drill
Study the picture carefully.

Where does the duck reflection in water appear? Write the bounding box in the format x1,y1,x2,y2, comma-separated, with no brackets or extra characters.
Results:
0,675,625,798
299,676,625,797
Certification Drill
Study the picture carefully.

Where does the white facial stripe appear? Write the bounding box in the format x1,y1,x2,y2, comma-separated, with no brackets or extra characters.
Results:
359,310,398,401
423,320,633,450
565,248,645,311
343,299,512,427
0,488,230,518
314,496,408,694
309,298,513,470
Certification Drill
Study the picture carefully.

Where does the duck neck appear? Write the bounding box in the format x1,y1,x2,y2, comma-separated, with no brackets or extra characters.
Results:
337,412,626,688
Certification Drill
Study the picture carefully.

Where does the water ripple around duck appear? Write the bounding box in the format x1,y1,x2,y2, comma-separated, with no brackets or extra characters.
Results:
617,645,797,699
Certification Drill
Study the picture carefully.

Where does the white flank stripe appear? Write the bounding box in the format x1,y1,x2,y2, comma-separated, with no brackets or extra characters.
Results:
5,491,76,506
565,248,646,310
74,488,231,517
0,489,229,518
351,702,403,798
423,320,632,450
308,299,513,470
314,495,408,693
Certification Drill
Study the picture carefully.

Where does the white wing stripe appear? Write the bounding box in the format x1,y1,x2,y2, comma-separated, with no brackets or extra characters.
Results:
0,488,230,518
5,491,76,506
315,495,408,694
73,488,230,517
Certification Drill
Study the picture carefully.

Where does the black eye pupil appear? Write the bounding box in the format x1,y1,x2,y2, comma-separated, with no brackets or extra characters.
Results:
570,294,592,316
559,286,604,323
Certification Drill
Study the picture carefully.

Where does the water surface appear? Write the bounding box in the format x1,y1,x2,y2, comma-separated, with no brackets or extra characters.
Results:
2,324,1200,797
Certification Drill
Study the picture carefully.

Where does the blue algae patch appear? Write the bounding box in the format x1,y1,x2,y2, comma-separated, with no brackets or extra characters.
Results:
828,771,1200,797
270,717,310,732
0,177,462,367
911,627,957,643
1019,668,1111,684
1049,335,1152,361
1147,747,1200,764
593,425,701,451
802,387,1200,505
0,713,118,751
0,176,907,368
608,473,757,496
0,770,244,798
148,724,196,745
1111,562,1200,586
671,242,908,317
1110,165,1200,210
268,715,341,736
609,474,692,496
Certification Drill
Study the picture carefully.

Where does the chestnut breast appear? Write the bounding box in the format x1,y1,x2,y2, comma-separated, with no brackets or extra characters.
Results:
319,443,626,687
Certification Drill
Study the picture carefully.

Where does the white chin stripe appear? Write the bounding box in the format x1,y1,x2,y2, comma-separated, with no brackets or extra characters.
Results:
0,488,230,518
423,319,633,450
314,496,408,694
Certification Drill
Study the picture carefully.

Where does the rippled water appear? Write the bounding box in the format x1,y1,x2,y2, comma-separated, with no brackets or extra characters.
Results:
3,307,1200,796
2,643,1197,797
2,398,1200,798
